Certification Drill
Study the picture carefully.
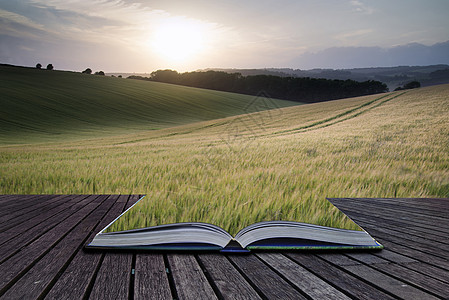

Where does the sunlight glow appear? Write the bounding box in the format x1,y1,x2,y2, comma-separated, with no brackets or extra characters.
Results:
151,18,206,63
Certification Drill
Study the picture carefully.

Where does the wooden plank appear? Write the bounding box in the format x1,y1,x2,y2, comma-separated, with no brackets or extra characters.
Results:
315,250,439,299
0,195,93,263
318,253,389,266
229,254,307,299
0,195,16,202
83,195,128,246
331,198,449,231
44,249,103,300
330,198,449,234
0,194,59,216
367,237,449,271
198,254,262,300
44,195,129,300
399,262,449,285
321,249,449,297
0,195,83,245
134,254,172,300
0,195,34,207
69,195,133,300
167,254,218,300
287,253,396,300
124,194,142,210
0,195,85,233
372,249,417,264
0,195,104,294
344,198,449,218
364,220,449,251
0,195,111,299
330,201,449,240
345,252,403,265
337,197,449,214
257,253,351,300
337,199,449,271
342,264,439,300
334,207,449,244
0,195,62,226
339,199,449,231
88,253,133,300
0,195,41,213
368,262,449,298
360,225,449,261
358,248,449,285
360,198,449,214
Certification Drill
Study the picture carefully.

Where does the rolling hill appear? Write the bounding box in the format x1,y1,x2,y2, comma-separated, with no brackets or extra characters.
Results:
1,78,448,232
0,64,298,144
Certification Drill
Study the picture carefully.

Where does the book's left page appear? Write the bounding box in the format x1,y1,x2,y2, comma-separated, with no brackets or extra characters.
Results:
88,197,233,250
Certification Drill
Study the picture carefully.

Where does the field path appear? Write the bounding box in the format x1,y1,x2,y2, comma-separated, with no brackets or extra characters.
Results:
274,91,407,136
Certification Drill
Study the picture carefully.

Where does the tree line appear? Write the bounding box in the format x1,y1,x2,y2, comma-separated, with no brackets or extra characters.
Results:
129,70,388,103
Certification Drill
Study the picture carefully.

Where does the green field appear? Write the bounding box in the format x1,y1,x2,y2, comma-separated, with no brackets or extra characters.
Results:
1,65,448,235
0,65,297,144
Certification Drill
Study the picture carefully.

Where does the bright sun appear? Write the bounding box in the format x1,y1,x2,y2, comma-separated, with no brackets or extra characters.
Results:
151,19,206,63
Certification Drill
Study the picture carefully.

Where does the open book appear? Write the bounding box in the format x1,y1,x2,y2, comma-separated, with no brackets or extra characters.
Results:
86,197,383,252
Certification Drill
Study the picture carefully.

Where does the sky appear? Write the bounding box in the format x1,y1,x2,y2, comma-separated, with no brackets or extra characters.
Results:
1,0,448,72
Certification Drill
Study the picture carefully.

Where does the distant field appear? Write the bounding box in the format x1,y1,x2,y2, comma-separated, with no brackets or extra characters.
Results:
0,65,297,144
1,66,448,235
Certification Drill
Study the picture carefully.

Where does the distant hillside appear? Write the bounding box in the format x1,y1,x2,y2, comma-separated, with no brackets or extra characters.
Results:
205,64,449,91
0,64,298,144
133,70,388,103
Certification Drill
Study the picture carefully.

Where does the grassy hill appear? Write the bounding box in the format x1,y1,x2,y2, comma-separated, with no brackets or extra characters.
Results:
1,79,448,234
0,65,298,144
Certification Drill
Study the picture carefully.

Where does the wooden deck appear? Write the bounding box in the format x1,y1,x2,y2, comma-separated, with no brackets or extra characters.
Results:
0,195,448,299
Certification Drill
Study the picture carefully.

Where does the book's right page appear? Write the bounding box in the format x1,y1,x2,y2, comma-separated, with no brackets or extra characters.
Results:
234,198,382,250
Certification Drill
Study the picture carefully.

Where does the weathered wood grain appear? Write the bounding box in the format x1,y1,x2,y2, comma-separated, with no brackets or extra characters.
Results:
0,195,103,293
134,254,172,300
1,196,448,300
0,195,63,228
0,195,108,299
167,254,218,300
88,253,133,300
229,254,307,299
287,253,396,300
44,195,124,300
342,263,440,300
329,198,449,234
198,254,262,300
257,253,351,300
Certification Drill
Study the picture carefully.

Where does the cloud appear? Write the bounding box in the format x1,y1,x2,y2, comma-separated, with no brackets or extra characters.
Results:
290,41,449,69
23,0,228,52
335,29,374,44
0,9,44,30
350,0,375,14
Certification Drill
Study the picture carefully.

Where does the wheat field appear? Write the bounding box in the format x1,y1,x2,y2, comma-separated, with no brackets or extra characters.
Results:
2,81,448,235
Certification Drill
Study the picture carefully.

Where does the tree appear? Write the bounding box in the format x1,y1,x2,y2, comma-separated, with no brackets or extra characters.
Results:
395,80,421,91
150,69,180,83
94,71,105,75
36,63,42,69
82,68,92,74
403,81,420,89
46,64,54,70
